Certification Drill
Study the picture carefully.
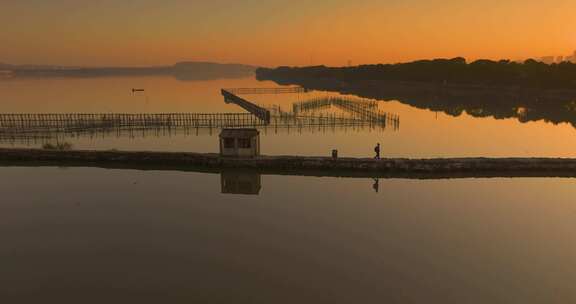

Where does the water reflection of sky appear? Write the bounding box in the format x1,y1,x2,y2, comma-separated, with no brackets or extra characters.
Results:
1,76,576,158
2,167,576,303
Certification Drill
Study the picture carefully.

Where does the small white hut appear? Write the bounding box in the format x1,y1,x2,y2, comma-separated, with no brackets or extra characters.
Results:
219,128,260,158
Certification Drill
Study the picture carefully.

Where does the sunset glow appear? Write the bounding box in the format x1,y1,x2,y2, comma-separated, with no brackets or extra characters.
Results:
2,0,575,66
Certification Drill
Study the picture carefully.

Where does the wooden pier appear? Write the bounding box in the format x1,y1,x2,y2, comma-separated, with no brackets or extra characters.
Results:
223,87,306,95
221,90,271,123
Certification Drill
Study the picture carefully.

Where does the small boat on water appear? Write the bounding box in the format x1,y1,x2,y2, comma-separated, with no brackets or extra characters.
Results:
132,88,145,93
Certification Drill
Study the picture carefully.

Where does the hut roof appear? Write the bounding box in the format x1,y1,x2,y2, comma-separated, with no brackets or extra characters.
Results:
219,128,259,138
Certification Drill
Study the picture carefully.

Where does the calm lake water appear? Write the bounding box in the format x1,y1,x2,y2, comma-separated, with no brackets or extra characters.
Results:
1,167,576,303
2,75,576,302
2,75,576,157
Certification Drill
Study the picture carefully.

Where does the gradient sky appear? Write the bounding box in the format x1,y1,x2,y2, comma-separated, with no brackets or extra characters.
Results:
1,0,575,67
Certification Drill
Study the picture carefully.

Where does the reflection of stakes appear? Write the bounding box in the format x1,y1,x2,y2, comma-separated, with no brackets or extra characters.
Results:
0,123,389,145
293,96,377,114
293,96,400,129
0,113,268,132
293,98,332,114
0,113,391,132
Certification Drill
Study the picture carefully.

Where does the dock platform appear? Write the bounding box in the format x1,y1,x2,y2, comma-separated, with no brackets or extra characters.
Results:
1,148,576,179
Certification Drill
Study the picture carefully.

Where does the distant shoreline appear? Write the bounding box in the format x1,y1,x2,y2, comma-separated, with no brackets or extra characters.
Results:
256,58,576,90
0,61,257,80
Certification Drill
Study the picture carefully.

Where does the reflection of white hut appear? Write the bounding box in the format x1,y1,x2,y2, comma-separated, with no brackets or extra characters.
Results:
219,128,260,158
220,172,261,195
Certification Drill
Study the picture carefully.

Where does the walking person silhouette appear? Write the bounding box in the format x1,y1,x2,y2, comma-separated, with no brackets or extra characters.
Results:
374,143,381,160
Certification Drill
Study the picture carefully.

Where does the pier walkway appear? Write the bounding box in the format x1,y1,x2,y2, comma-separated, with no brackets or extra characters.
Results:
223,87,306,95
221,89,271,123
2,148,576,179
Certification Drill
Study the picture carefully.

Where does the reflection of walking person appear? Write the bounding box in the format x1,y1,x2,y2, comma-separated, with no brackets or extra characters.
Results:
372,178,379,193
374,143,381,159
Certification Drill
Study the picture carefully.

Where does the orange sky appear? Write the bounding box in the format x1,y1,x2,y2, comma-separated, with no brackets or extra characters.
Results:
1,0,575,67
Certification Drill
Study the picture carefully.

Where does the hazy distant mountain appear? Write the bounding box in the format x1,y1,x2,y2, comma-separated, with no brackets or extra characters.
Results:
173,62,256,80
0,61,257,80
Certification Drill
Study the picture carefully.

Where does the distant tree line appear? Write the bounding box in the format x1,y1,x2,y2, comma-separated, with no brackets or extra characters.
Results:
257,58,576,89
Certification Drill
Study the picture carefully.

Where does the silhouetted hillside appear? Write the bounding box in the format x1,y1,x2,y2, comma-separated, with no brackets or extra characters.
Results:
257,58,576,89
256,58,576,128
1,61,257,80
173,62,256,80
